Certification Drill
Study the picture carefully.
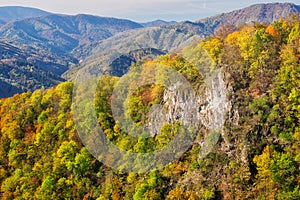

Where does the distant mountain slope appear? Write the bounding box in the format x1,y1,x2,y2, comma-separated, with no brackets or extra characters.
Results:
0,40,74,98
66,3,300,79
0,14,143,54
71,48,166,78
198,3,300,30
0,19,6,26
0,13,143,97
0,61,64,98
2,3,300,98
73,21,207,59
64,25,204,79
0,6,51,22
0,40,74,75
141,20,177,27
108,48,166,76
0,79,22,98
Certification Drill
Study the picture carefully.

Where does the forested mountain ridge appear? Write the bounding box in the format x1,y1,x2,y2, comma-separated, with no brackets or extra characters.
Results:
198,2,300,31
141,20,177,27
65,47,166,79
0,14,143,54
64,23,206,79
107,48,166,77
1,15,300,199
0,6,51,24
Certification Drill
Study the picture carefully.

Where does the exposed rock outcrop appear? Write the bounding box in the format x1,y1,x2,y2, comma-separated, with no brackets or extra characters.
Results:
148,69,236,157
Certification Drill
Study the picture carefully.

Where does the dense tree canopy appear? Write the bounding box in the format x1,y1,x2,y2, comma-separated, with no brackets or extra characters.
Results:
1,16,300,199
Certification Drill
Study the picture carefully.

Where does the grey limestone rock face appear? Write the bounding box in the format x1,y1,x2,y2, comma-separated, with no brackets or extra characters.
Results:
147,69,235,157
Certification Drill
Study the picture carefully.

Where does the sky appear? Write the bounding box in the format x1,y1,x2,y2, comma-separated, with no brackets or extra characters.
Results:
0,0,299,22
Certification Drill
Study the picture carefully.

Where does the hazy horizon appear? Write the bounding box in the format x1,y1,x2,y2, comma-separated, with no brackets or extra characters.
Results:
0,0,299,22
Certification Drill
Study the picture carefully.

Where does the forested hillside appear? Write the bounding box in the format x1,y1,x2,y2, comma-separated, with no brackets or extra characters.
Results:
0,15,300,199
0,40,74,98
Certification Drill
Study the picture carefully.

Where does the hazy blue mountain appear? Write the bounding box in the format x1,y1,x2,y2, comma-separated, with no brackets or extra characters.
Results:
0,14,143,54
0,6,51,22
141,19,177,27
